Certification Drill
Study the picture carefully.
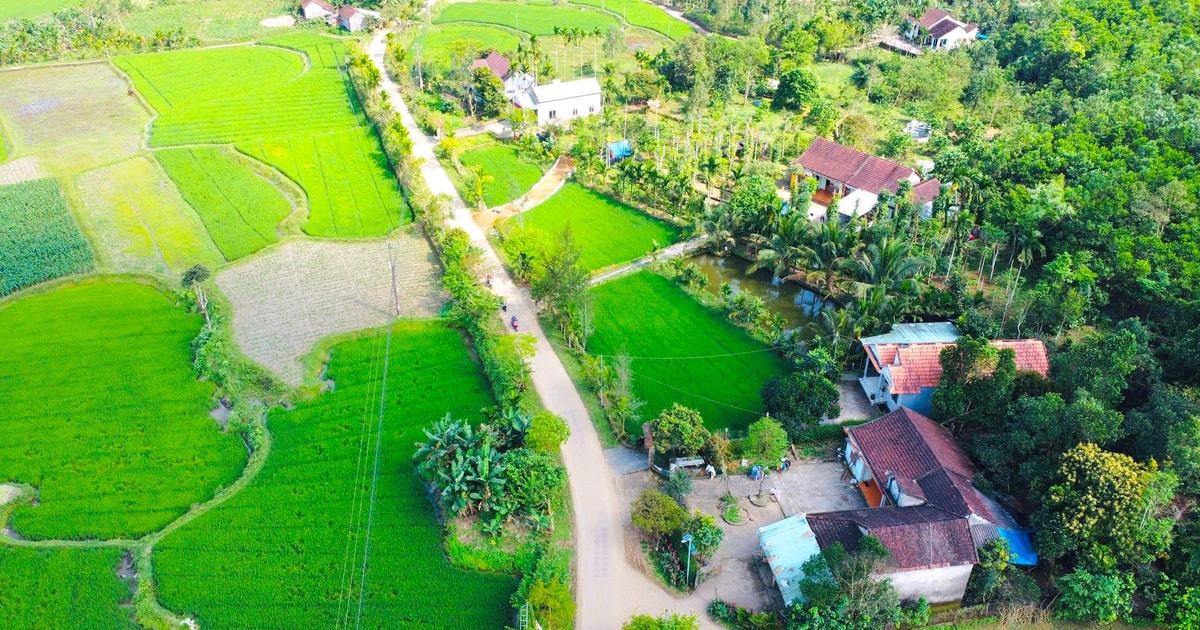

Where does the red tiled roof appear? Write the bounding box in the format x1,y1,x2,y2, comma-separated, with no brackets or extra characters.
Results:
808,506,978,570
795,137,915,195
338,5,359,18
471,51,511,80
867,339,1049,395
915,7,953,29
912,178,941,204
302,0,336,11
848,407,976,483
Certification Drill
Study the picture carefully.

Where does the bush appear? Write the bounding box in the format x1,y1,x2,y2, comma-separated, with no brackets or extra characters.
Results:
527,579,575,630
663,469,693,506
761,371,840,439
526,410,571,454
632,489,688,539
651,404,709,456
683,512,724,560
1055,568,1134,625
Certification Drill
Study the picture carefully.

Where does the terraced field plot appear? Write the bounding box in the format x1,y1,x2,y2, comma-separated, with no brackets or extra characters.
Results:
0,0,80,20
411,24,524,69
0,178,94,296
0,280,248,540
0,547,136,630
156,147,293,260
120,0,295,44
511,183,679,271
215,233,444,385
154,321,516,628
459,141,547,207
587,271,792,433
569,0,693,39
116,34,407,239
434,1,620,35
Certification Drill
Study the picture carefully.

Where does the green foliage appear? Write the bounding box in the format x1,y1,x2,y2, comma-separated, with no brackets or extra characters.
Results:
624,612,701,630
792,538,903,629
631,488,688,538
0,178,94,296
532,226,591,340
516,183,680,271
569,0,694,40
589,271,792,433
434,2,619,35
0,2,196,66
0,281,246,540
0,547,137,630
663,468,693,505
1035,442,1178,569
651,404,710,456
774,67,820,110
965,539,1040,606
526,410,571,454
683,512,724,559
527,578,576,630
1054,568,1135,625
1053,326,1149,410
932,336,1016,430
1153,575,1200,630
503,447,567,517
117,35,407,238
472,66,508,118
743,417,789,467
154,321,516,627
156,147,292,260
500,223,552,283
761,371,840,438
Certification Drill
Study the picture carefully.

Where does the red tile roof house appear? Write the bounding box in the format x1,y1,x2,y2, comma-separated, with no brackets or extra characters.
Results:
858,322,1050,417
759,407,1026,606
300,0,336,20
793,137,940,223
337,5,381,32
471,52,536,101
905,8,979,51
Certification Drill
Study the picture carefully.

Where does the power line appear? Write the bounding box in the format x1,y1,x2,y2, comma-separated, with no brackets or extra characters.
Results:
628,368,765,415
354,325,393,630
590,344,788,361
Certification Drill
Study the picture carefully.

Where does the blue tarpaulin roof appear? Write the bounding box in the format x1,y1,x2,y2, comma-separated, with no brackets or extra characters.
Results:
606,139,632,161
758,515,822,605
999,529,1038,565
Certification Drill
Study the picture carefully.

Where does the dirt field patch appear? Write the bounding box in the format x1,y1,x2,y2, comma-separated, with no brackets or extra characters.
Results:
0,157,43,186
216,233,445,385
260,14,295,26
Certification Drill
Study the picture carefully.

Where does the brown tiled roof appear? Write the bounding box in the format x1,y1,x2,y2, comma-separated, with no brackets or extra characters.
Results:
847,407,976,483
302,0,336,11
795,137,915,195
916,468,1001,522
471,51,511,79
915,7,953,28
912,178,941,204
929,19,965,39
808,506,978,570
867,339,1049,395
338,5,359,18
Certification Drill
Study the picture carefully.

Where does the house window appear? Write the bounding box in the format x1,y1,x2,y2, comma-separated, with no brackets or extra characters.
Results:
572,109,578,116
548,110,557,119
588,106,595,113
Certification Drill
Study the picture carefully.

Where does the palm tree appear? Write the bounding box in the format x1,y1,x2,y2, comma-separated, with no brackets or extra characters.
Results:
803,220,858,300
695,204,738,254
750,212,811,279
698,153,726,199
849,237,925,298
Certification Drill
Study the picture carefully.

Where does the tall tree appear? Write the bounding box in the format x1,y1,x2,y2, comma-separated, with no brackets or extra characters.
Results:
531,226,590,336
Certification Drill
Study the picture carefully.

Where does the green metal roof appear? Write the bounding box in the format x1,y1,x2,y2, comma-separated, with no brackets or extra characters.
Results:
757,515,822,605
859,322,960,346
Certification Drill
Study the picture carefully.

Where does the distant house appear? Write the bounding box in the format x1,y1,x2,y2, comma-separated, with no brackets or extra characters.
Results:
758,406,1037,608
905,8,979,51
470,52,535,100
337,5,380,32
794,137,940,223
300,0,336,20
858,323,1050,416
514,77,603,126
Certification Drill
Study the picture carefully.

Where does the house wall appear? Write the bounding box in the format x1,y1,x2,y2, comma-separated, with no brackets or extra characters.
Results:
504,73,535,99
302,4,331,19
845,438,871,482
896,388,936,417
883,564,973,604
537,93,602,125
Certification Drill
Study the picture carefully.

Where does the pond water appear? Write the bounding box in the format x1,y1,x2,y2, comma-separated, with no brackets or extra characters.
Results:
688,253,827,331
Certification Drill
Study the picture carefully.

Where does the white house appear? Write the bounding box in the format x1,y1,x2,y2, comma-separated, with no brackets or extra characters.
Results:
471,52,535,100
794,137,940,223
905,8,979,51
516,78,603,127
300,0,336,20
337,5,380,32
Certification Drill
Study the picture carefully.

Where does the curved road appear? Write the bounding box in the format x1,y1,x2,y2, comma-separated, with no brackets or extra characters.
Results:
368,32,716,629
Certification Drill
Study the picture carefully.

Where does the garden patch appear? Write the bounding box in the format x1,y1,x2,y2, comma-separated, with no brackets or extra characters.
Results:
0,178,94,296
460,142,547,208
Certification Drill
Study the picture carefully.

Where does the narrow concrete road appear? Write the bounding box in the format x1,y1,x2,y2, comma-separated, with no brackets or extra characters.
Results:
368,33,717,629
591,237,708,286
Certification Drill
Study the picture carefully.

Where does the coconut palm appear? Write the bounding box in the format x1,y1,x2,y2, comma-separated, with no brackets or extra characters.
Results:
802,219,858,299
695,204,738,254
750,212,812,279
848,237,926,297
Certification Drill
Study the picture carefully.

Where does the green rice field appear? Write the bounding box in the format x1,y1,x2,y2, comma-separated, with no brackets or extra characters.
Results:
156,147,292,260
412,24,525,69
513,183,678,271
0,0,79,21
569,0,693,40
153,321,516,628
460,142,546,207
587,271,792,433
116,34,407,238
0,281,247,540
0,178,94,296
434,1,620,35
0,547,137,630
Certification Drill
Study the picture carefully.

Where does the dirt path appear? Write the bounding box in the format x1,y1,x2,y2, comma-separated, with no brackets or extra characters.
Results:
369,31,718,629
590,237,707,285
474,155,575,231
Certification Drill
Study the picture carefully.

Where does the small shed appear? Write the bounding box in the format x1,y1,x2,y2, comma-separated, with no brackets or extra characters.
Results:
757,514,821,605
606,139,632,164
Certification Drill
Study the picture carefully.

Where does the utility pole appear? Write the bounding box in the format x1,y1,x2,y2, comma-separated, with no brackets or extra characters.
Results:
387,241,400,317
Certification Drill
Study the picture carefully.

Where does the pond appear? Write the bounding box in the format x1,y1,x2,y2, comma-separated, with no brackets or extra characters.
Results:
687,253,827,331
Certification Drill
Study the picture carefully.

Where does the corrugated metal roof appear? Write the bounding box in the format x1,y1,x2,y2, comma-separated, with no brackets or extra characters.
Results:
859,322,960,346
530,77,602,104
758,515,821,605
